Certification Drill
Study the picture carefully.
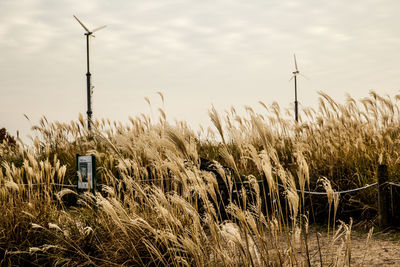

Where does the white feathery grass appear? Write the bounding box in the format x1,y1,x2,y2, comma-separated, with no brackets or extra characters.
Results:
48,222,63,232
2,91,397,266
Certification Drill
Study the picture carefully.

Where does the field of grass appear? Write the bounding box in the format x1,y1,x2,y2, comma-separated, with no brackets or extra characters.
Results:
1,91,400,266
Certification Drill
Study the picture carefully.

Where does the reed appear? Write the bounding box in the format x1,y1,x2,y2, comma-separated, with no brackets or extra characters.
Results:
1,91,396,266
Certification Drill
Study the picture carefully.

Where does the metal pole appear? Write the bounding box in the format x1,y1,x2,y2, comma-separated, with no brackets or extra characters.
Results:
294,75,298,122
85,33,92,131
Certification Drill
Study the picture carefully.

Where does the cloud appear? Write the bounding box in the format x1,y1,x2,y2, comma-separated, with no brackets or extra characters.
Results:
2,0,400,140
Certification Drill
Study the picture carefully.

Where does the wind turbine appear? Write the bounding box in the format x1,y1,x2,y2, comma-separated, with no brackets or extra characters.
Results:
289,54,306,123
73,15,106,131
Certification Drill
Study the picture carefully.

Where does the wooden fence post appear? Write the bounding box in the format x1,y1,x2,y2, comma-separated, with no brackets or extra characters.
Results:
377,164,390,229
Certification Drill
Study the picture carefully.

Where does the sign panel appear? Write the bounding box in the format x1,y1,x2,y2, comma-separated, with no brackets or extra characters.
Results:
77,154,96,192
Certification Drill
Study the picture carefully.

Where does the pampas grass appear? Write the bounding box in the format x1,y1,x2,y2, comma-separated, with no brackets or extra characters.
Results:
1,91,396,266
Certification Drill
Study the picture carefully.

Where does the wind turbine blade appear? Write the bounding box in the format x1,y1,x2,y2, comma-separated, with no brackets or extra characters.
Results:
289,75,295,82
92,25,107,33
299,73,309,80
294,54,298,72
73,15,90,33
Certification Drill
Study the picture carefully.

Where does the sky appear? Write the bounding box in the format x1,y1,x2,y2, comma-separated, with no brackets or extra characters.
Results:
1,0,400,140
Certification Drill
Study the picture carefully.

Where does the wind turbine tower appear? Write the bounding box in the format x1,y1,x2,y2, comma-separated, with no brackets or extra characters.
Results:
289,54,306,123
73,15,106,131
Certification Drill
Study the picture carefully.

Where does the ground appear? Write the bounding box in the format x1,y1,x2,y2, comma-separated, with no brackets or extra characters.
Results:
304,228,400,266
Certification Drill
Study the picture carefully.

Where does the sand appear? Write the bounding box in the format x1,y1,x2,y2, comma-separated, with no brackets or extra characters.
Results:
303,229,400,266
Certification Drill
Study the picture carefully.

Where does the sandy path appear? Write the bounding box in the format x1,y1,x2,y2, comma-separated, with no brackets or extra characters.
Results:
303,229,400,266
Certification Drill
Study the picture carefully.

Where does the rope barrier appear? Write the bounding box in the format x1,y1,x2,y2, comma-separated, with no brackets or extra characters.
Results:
231,179,380,195
4,180,399,195
277,182,378,195
388,182,400,187
7,183,78,188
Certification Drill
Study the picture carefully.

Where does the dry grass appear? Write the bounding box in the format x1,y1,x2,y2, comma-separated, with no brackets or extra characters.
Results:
1,91,400,266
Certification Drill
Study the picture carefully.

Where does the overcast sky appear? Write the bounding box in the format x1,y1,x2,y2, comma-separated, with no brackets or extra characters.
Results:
1,0,400,139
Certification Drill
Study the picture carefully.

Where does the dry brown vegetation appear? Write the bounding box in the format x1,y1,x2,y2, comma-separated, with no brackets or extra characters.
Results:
1,91,400,266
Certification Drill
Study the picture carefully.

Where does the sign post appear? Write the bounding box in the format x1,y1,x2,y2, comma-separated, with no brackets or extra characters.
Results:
76,154,97,193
